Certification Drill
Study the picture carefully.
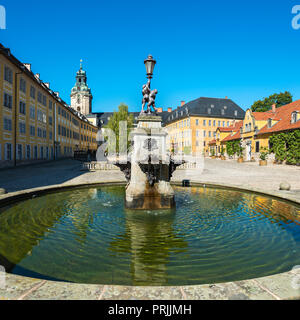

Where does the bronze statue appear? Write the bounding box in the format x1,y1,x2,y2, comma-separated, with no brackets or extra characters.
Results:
141,80,158,114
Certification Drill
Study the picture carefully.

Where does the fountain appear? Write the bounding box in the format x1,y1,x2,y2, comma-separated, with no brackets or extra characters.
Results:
116,55,183,209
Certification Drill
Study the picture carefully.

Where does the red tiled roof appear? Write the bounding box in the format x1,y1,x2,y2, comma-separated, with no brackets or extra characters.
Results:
208,139,216,145
257,100,300,135
222,131,241,142
252,111,281,121
220,120,243,142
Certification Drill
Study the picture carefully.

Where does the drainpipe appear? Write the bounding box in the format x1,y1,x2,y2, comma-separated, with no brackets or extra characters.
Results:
14,68,24,167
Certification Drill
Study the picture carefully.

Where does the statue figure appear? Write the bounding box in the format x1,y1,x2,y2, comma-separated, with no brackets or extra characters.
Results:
141,80,151,114
147,89,158,114
141,80,158,114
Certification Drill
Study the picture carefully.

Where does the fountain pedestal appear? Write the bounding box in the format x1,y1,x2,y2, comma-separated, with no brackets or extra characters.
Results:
124,114,177,210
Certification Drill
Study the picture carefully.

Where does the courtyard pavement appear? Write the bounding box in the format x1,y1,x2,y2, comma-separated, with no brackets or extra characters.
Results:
0,158,299,197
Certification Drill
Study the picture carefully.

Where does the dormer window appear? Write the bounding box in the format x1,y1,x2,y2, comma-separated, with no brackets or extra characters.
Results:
268,119,272,128
234,111,238,117
291,112,298,123
221,109,225,116
207,108,211,115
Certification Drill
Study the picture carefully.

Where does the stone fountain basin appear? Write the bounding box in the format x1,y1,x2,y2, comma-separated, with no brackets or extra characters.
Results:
0,181,299,300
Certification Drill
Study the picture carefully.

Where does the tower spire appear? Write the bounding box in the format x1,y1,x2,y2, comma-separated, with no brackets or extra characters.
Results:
80,59,83,70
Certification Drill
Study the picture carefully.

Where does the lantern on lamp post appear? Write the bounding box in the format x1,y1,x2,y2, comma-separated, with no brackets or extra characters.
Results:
144,55,156,80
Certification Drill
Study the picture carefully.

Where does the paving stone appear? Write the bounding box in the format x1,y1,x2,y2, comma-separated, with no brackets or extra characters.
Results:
100,286,183,300
254,271,300,300
25,281,104,300
0,273,44,300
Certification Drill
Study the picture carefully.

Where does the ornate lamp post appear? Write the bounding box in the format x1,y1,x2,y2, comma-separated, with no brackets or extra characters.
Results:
141,55,158,114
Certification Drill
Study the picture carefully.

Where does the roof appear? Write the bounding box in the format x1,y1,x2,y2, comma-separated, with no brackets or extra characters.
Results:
208,139,216,145
252,111,281,121
164,97,245,125
90,111,171,127
220,120,243,142
257,100,300,135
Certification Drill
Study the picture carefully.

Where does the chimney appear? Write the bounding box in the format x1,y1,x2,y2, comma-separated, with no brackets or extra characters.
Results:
35,73,40,79
167,107,172,113
225,96,228,99
181,101,185,107
272,104,276,113
156,107,163,113
24,63,31,71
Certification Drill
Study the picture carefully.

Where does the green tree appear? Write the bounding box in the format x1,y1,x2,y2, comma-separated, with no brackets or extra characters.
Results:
105,103,134,153
251,91,292,112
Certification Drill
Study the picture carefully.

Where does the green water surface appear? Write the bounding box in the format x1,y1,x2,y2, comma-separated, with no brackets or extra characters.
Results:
0,186,299,286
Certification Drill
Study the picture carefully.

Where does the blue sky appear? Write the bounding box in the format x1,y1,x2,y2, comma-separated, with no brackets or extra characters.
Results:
1,0,300,112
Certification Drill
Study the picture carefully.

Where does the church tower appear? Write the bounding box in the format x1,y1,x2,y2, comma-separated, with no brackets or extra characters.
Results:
70,60,93,115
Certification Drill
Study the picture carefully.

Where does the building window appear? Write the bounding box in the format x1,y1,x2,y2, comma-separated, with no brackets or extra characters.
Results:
30,107,35,119
213,120,216,126
5,143,12,160
17,144,23,160
42,130,47,139
19,101,26,115
255,141,260,153
196,119,199,126
203,120,206,126
227,121,230,127
3,93,13,109
46,147,49,159
34,146,38,159
49,116,53,126
26,145,31,160
209,120,212,126
37,128,42,138
203,141,206,147
30,86,36,99
223,121,225,127
4,118,12,131
40,146,44,159
37,91,42,103
49,131,53,140
20,78,26,93
42,95,47,106
30,125,35,136
49,101,53,110
19,122,26,134
209,131,211,138
58,106,61,115
4,66,13,84
203,130,206,137
291,112,298,123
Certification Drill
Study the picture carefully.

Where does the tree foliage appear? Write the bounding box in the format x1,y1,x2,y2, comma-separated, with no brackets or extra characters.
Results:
105,103,134,153
269,130,300,165
251,92,292,112
226,140,241,157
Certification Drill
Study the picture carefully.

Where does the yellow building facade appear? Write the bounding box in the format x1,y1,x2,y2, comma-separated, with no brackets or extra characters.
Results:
164,98,245,155
0,44,97,168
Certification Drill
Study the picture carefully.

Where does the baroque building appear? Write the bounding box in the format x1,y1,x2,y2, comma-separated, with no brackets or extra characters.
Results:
0,44,98,169
70,60,93,116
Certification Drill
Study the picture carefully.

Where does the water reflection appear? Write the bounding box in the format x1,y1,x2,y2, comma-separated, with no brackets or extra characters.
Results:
110,209,187,286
